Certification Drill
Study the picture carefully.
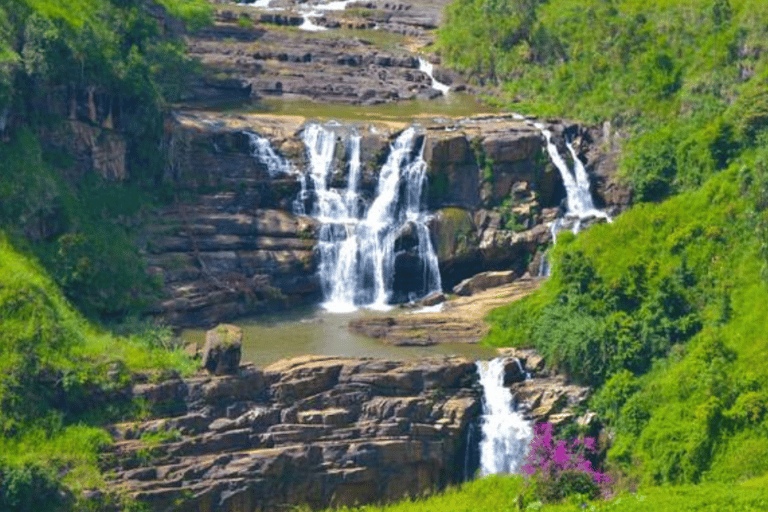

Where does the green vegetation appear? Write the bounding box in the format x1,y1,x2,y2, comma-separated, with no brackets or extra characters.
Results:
0,1,208,509
314,475,768,511
438,0,768,201
0,235,194,509
487,164,768,485
0,0,210,322
438,0,768,496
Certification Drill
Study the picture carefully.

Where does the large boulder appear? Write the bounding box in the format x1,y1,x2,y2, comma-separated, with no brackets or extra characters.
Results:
202,324,243,375
452,270,517,296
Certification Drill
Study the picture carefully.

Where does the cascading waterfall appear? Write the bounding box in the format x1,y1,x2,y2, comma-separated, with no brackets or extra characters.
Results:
245,131,293,177
535,124,611,240
295,123,442,312
418,58,450,95
477,358,532,476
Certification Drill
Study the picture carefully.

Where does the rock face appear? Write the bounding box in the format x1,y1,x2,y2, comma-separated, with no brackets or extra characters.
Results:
202,324,243,375
144,111,627,327
497,349,591,427
420,116,560,288
106,356,481,512
187,0,466,105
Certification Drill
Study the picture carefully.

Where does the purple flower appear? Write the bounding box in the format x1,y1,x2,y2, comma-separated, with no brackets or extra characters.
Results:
522,422,610,487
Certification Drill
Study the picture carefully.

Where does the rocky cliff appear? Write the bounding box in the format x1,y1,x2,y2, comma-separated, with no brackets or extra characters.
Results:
106,355,480,511
144,111,627,327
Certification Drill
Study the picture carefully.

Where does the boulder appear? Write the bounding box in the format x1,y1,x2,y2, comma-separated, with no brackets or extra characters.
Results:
420,291,446,306
452,270,517,296
502,357,527,385
202,324,243,375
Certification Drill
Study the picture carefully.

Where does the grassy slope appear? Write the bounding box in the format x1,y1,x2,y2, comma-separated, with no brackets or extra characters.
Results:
0,234,195,510
323,475,768,512
0,1,210,510
430,0,768,506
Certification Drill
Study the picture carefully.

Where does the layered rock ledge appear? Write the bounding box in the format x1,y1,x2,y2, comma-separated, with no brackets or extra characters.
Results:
105,356,481,511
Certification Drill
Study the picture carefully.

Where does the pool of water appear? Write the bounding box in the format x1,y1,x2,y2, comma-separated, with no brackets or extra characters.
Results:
181,306,497,368
210,93,501,124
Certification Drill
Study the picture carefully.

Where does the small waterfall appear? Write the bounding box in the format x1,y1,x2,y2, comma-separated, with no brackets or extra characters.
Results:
245,131,293,177
418,58,450,95
477,358,532,476
296,123,442,312
534,124,611,241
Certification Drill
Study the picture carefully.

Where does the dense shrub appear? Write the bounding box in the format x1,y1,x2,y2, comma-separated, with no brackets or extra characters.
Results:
0,461,68,512
438,0,768,199
485,165,768,484
0,235,193,509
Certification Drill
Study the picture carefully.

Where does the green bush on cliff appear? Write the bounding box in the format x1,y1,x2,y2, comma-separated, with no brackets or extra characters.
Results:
0,0,211,321
0,234,193,509
0,127,162,320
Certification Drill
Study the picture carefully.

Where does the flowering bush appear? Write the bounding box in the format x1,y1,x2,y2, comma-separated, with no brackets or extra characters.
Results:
522,422,610,502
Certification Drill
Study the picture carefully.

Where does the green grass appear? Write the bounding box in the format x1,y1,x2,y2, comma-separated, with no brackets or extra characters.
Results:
316,475,768,512
0,235,194,510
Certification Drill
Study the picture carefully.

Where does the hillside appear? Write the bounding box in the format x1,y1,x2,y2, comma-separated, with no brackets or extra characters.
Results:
0,1,206,509
0,234,194,510
437,0,768,491
0,0,210,321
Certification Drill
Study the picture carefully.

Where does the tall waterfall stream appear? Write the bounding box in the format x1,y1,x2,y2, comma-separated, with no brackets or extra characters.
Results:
476,358,532,476
295,123,442,312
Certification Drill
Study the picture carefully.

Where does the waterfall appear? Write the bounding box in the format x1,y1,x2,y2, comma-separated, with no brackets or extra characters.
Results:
477,358,532,476
534,123,611,241
245,131,293,177
295,123,442,312
418,58,450,95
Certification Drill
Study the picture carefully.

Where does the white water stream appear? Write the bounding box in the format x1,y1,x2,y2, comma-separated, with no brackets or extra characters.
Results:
534,123,611,240
295,123,442,312
241,0,358,31
418,58,450,95
477,358,532,476
246,132,294,177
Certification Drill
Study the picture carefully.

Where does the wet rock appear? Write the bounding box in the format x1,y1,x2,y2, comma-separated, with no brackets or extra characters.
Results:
502,357,526,385
510,376,591,424
420,291,446,306
202,324,243,375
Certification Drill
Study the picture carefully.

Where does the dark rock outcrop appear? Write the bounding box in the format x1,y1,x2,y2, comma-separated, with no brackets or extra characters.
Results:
202,324,243,375
106,356,481,512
